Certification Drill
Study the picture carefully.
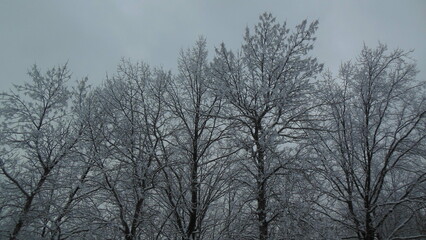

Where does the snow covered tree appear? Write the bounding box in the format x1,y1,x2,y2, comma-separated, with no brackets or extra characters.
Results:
156,38,234,240
211,13,323,239
86,60,172,240
311,44,426,240
0,65,88,239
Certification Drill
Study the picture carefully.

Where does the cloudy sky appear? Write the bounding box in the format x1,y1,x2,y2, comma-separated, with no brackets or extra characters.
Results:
1,0,425,91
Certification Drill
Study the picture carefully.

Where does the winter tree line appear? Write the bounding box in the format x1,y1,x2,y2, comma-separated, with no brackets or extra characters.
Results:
0,13,425,240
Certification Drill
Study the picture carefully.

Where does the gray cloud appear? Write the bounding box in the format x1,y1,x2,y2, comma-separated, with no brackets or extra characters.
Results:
1,0,425,90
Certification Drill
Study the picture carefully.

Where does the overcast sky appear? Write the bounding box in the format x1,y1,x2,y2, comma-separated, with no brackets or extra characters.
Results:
1,0,425,91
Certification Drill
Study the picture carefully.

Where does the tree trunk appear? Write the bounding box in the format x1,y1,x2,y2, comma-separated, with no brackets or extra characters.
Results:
254,121,268,240
10,169,50,240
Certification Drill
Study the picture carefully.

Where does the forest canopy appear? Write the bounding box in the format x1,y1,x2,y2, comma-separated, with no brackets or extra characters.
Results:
1,13,425,240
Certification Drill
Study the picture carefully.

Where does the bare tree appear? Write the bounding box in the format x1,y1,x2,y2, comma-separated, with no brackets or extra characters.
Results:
157,38,233,240
311,44,426,240
211,13,323,239
86,60,171,240
0,65,87,239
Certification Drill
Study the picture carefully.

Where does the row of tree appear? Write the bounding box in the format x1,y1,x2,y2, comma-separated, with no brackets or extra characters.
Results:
1,13,425,240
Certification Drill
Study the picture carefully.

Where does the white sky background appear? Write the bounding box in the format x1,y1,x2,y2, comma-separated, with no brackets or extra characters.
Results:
1,0,425,90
